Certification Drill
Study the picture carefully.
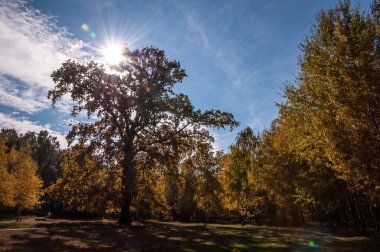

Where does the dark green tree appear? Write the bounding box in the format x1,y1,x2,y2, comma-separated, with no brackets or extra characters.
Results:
0,129,22,150
22,131,61,188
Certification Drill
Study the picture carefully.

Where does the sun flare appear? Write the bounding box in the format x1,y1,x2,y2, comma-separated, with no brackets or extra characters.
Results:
101,43,124,65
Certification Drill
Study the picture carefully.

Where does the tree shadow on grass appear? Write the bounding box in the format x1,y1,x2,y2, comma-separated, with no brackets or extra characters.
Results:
141,221,305,251
1,220,379,251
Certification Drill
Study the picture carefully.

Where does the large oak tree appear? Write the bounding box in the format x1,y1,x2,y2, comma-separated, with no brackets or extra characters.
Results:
48,47,239,224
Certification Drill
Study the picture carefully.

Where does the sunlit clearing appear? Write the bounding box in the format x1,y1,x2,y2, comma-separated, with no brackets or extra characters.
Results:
101,43,124,65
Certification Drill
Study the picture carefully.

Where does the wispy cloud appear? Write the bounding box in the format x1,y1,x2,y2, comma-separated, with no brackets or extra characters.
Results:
0,0,90,113
186,13,253,87
247,118,264,132
209,128,236,152
185,11,267,148
0,113,67,147
184,6,295,138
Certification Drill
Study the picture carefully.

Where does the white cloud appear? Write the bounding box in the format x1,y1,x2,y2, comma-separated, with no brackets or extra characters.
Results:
0,0,91,113
0,75,47,112
0,113,67,147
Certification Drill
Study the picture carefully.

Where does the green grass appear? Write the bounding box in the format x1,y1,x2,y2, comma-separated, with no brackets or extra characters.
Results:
0,217,378,251
0,217,44,229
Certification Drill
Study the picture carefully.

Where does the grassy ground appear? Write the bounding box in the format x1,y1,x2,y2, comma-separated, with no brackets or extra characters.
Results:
0,217,378,251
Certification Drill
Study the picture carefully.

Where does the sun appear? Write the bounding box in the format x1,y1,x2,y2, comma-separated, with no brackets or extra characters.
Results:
100,43,124,65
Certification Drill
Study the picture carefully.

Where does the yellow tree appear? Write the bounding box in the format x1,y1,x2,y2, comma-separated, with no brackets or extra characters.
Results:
222,127,260,224
275,0,380,229
7,146,42,221
292,0,380,194
50,144,121,215
0,139,14,207
193,144,222,222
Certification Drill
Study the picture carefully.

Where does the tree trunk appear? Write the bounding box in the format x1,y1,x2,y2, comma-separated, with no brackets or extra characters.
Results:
298,208,304,227
118,147,137,225
366,195,377,230
354,191,367,232
17,206,21,222
348,194,359,233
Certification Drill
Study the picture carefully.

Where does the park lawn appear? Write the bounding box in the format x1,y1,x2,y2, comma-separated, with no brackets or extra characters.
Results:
0,217,378,251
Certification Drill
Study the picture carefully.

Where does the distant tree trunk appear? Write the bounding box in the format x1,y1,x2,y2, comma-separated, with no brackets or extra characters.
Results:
118,145,137,225
269,208,275,226
343,205,349,231
17,206,21,222
348,195,359,233
314,204,322,224
241,207,247,226
366,195,377,230
298,208,304,227
354,192,367,233
204,209,209,225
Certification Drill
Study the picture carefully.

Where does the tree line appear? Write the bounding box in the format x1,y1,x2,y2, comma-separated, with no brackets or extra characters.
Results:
0,0,379,231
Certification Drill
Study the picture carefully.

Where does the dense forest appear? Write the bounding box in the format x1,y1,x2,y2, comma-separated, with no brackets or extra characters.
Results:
0,0,379,233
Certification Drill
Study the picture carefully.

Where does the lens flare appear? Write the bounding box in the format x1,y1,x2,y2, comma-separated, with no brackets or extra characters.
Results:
307,241,316,248
101,43,124,65
81,23,89,32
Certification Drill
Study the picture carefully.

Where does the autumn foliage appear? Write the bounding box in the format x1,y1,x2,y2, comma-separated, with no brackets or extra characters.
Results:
0,0,379,230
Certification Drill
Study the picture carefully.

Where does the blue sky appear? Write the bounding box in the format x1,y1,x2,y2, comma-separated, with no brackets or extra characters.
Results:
0,0,371,150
